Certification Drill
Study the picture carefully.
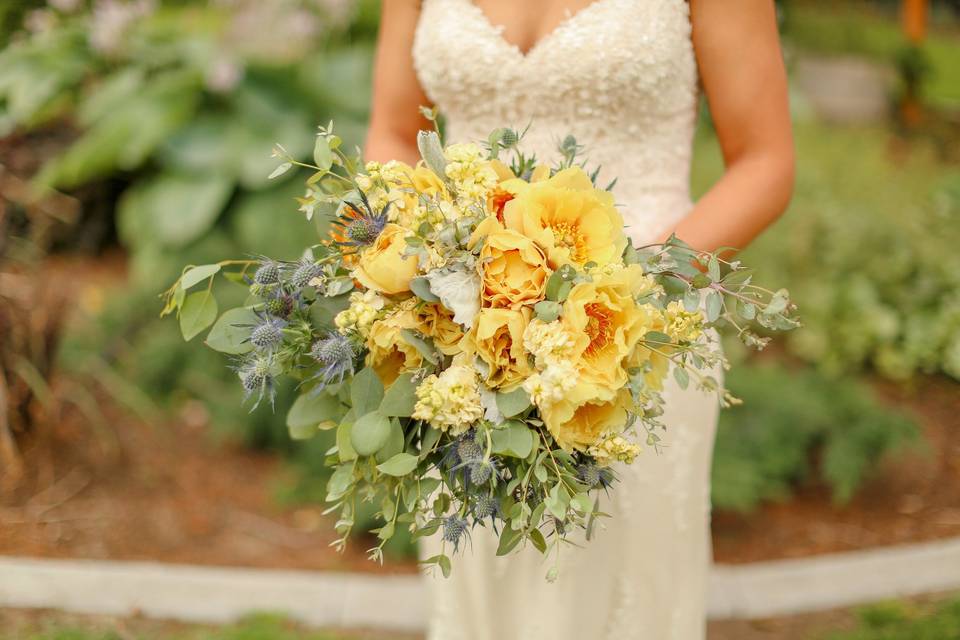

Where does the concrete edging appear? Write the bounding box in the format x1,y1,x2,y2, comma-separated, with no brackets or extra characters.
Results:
2,536,960,629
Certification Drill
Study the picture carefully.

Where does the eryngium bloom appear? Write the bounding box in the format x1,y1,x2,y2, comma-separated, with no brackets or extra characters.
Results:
330,194,389,249
310,333,357,388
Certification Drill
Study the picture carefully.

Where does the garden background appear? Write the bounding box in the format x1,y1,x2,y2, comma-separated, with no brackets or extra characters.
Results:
1,0,959,638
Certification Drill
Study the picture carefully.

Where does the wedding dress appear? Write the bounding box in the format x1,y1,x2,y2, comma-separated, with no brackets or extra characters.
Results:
413,1,719,638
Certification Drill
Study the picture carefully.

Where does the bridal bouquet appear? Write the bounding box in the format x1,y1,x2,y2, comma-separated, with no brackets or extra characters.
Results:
161,113,798,578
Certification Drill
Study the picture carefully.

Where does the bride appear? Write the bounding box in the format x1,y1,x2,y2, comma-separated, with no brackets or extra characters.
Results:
363,1,794,638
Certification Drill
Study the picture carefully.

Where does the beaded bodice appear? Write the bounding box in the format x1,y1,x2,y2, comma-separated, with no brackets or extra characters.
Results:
413,0,700,242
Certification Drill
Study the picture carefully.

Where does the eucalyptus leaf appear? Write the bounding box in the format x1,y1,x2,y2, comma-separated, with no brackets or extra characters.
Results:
417,130,448,178
400,328,439,365
705,292,723,323
376,452,419,476
491,420,534,458
380,373,418,417
179,290,218,341
181,264,221,290
313,136,334,171
286,391,343,438
496,387,530,418
351,367,384,416
336,419,357,462
350,411,391,457
205,307,257,354
534,300,562,323
410,277,440,303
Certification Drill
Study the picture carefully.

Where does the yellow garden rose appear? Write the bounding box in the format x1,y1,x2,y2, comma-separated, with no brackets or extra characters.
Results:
561,264,658,391
460,307,533,390
541,385,632,452
353,223,419,295
470,216,550,310
501,166,626,269
413,302,464,356
365,305,422,386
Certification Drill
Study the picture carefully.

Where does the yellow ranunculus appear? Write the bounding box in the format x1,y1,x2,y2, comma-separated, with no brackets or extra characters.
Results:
541,385,632,452
365,305,422,386
460,307,533,391
561,264,658,391
501,166,626,269
353,223,419,295
413,302,464,356
470,216,550,310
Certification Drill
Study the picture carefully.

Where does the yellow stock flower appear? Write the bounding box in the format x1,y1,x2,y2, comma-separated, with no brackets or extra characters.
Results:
353,223,419,295
470,216,550,310
501,166,626,269
460,307,533,391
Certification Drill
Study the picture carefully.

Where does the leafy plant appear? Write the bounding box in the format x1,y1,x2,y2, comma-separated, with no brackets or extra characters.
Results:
712,361,920,512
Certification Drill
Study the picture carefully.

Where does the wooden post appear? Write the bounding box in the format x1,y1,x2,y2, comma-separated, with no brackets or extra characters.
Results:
900,0,928,125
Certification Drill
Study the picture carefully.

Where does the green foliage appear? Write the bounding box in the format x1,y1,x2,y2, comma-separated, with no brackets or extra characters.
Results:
4,611,394,639
712,362,920,512
824,596,960,640
693,121,960,381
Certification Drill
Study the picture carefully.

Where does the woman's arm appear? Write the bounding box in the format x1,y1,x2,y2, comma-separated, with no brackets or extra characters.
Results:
364,0,433,164
665,0,794,254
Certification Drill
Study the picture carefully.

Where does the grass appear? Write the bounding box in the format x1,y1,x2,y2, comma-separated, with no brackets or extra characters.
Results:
0,612,403,640
824,595,960,639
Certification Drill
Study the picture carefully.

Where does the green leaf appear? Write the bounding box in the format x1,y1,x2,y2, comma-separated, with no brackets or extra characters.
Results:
400,329,439,365
417,130,447,178
313,135,334,171
545,264,577,301
179,290,218,341
336,419,357,462
410,276,440,302
643,330,673,346
529,528,548,554
420,426,442,458
376,453,419,476
181,264,221,290
325,463,355,501
491,420,535,458
380,373,418,417
495,526,523,556
673,366,690,390
205,307,257,354
286,391,344,439
350,411,391,457
683,289,701,312
544,484,570,520
571,493,593,514
375,417,404,463
496,388,530,418
268,162,292,180
705,292,723,323
351,367,384,416
534,300,562,323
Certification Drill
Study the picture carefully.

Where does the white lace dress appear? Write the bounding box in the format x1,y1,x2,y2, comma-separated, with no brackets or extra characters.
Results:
413,1,720,638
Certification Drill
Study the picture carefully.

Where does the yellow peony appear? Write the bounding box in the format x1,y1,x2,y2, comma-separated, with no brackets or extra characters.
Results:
353,223,419,295
460,307,533,391
501,166,626,269
470,216,550,310
365,304,422,386
561,264,658,391
541,385,632,452
412,302,464,356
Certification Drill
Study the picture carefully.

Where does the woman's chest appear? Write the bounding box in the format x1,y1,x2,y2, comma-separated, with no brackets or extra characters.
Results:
413,0,698,122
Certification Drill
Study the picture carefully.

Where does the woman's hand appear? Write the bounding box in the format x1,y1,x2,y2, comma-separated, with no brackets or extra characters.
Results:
666,0,795,255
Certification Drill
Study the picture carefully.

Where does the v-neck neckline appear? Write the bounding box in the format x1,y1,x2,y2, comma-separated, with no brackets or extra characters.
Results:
463,0,612,60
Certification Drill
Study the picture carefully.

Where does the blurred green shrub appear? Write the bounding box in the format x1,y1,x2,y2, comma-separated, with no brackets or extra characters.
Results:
1,1,378,442
712,362,920,512
825,596,960,640
694,121,960,381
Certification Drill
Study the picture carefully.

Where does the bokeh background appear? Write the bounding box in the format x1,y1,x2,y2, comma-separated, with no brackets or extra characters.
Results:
1,1,959,638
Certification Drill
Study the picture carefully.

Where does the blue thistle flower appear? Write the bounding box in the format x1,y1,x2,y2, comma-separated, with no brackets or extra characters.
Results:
253,260,281,285
456,433,483,463
238,356,275,411
471,494,498,520
441,515,469,551
289,259,322,290
249,317,286,351
330,198,389,249
577,463,602,488
469,461,493,485
309,333,357,388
